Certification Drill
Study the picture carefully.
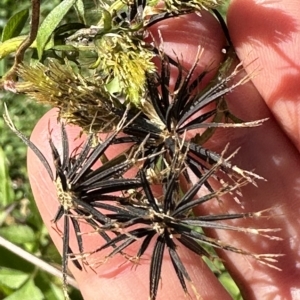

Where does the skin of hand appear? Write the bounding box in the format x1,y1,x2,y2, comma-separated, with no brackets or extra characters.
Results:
27,0,300,299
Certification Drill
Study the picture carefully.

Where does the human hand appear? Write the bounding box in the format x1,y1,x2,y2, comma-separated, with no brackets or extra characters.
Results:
27,0,300,299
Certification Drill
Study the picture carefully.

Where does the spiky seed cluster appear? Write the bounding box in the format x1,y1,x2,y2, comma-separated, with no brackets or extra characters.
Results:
14,0,234,129
112,52,265,185
91,155,281,300
4,1,283,299
17,60,124,132
4,99,281,300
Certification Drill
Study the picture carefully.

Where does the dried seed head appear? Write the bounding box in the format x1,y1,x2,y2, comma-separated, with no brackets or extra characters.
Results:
16,60,124,132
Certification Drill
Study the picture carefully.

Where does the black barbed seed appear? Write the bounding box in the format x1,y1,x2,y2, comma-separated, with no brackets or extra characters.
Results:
112,52,265,188
84,153,282,300
3,107,149,298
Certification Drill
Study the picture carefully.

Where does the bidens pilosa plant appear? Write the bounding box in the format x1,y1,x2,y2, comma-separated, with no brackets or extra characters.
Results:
1,0,283,299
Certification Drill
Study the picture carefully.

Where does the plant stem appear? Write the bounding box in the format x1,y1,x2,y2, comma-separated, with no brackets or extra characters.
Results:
0,235,79,289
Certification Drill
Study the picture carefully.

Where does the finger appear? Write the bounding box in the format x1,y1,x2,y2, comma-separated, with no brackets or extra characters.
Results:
188,1,300,298
194,79,300,299
28,12,232,300
228,0,300,151
147,9,226,78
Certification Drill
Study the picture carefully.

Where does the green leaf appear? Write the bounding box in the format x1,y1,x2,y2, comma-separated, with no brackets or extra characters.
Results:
54,23,86,36
74,0,86,24
0,268,29,289
0,225,36,244
4,278,43,300
0,246,34,273
0,147,15,207
36,0,76,59
219,272,241,299
34,271,64,300
51,45,77,52
47,282,64,300
1,8,29,42
102,9,112,32
0,36,28,60
106,77,121,94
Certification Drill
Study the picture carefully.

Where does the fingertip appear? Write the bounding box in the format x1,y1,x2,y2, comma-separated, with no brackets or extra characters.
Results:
228,0,300,150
